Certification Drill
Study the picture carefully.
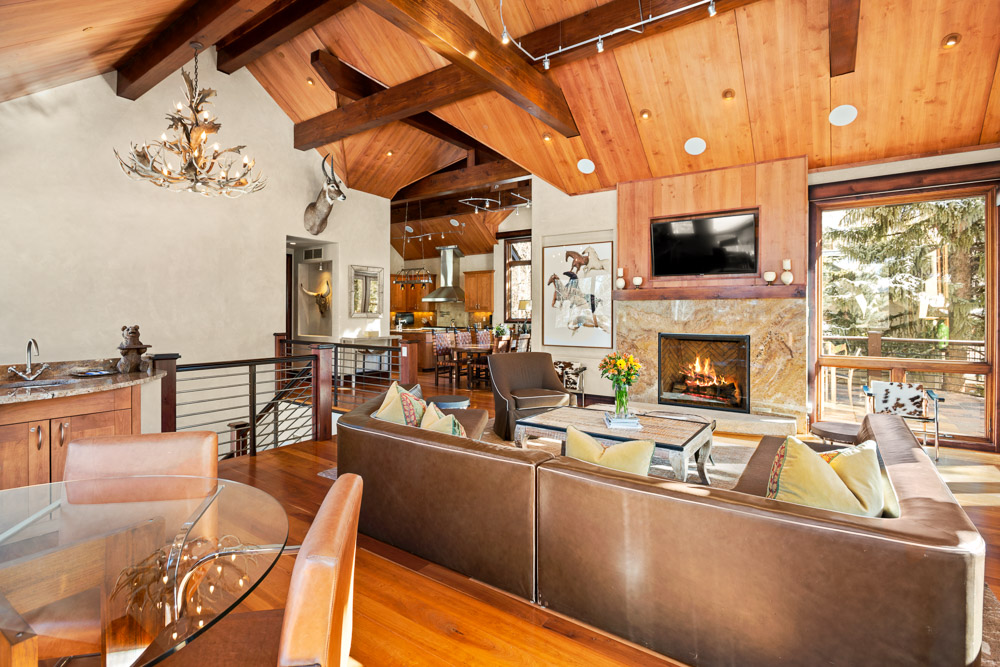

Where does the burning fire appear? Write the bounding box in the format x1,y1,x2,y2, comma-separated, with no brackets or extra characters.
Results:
681,355,740,401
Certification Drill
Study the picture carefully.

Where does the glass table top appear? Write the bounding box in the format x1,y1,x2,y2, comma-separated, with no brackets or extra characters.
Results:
0,475,288,666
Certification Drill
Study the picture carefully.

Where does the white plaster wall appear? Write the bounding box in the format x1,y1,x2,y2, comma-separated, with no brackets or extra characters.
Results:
0,50,389,431
529,178,617,396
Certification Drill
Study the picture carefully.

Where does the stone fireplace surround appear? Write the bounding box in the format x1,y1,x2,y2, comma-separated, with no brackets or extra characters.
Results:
615,298,808,432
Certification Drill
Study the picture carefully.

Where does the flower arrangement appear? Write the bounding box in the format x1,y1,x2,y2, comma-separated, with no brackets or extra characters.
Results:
493,323,509,337
599,352,642,418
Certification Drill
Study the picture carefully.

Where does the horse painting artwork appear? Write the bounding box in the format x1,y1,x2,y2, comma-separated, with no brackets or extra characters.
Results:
542,241,613,348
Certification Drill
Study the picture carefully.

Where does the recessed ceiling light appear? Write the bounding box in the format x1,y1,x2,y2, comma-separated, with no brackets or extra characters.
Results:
722,88,735,101
829,104,858,126
639,108,652,120
942,33,961,49
404,225,414,233
306,78,315,85
542,133,552,142
449,219,460,226
577,158,596,174
684,137,707,155
289,241,297,245
386,150,394,156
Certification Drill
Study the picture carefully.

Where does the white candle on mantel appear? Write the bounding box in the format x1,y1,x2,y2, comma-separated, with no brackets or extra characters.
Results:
782,259,792,271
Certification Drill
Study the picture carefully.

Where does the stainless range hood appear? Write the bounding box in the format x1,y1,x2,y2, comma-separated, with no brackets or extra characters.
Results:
422,245,465,303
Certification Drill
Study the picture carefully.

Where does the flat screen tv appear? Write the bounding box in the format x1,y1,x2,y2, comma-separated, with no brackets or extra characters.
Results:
650,210,758,277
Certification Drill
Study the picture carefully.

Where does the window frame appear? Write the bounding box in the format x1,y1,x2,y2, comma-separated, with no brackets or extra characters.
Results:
809,183,998,449
504,235,532,323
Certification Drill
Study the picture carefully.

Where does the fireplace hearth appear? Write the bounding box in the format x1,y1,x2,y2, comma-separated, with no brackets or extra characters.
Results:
658,333,750,413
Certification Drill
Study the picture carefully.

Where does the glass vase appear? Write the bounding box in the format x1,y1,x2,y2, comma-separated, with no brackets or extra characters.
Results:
613,382,630,419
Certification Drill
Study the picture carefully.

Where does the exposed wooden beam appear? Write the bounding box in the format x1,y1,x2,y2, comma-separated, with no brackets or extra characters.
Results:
295,63,486,149
116,0,263,100
828,0,861,77
393,160,530,202
216,0,356,74
390,184,531,223
518,0,761,70
310,51,496,153
359,0,579,138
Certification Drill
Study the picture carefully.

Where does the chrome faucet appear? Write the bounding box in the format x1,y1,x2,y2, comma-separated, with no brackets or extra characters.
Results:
8,339,49,381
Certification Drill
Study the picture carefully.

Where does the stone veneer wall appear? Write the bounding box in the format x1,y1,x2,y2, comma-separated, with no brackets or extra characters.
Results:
615,299,808,430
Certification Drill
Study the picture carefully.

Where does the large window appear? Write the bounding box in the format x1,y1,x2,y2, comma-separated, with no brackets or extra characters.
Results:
817,191,993,442
505,236,532,322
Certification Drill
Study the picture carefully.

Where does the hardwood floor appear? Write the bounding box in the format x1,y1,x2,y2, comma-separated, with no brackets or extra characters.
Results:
218,374,1000,664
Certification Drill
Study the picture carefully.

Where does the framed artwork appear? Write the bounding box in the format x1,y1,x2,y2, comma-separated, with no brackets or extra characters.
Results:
542,241,613,348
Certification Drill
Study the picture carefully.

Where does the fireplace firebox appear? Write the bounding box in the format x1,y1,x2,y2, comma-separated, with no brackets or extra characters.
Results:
658,333,750,413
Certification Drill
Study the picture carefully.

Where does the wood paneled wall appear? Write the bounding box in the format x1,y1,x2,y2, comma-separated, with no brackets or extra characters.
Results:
616,156,807,298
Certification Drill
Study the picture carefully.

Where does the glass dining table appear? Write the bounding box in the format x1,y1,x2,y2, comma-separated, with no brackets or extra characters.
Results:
0,475,288,666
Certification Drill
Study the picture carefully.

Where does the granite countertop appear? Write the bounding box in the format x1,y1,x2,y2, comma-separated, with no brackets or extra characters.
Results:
0,357,165,406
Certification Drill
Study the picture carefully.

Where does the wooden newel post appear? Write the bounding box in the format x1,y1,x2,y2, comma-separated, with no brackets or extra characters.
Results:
399,341,418,386
867,331,883,381
274,332,288,392
151,353,181,433
311,345,333,441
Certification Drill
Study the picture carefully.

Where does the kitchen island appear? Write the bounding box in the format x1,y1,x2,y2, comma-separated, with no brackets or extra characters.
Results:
0,358,164,488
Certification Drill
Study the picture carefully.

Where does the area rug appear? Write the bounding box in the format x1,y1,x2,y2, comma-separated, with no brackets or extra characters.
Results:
479,418,753,490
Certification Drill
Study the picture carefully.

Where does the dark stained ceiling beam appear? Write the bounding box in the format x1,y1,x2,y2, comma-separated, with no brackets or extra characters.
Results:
393,160,530,203
390,184,531,223
295,62,486,149
310,51,497,154
116,0,264,100
216,0,356,74
518,0,762,70
359,0,579,138
828,0,861,77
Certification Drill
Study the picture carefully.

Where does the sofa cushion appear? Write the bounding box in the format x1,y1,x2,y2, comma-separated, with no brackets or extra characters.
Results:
766,436,883,517
510,388,570,410
375,382,426,426
564,426,655,476
423,414,467,437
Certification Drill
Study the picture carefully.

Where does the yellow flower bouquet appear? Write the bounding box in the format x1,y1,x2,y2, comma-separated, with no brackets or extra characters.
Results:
599,352,642,418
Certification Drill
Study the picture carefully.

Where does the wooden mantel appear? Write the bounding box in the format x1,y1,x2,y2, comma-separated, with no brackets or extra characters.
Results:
616,157,808,301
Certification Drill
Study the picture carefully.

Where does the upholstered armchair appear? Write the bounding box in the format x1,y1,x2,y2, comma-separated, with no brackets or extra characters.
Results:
488,352,570,440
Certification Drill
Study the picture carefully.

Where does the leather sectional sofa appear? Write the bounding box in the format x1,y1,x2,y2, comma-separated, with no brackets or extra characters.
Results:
337,394,985,666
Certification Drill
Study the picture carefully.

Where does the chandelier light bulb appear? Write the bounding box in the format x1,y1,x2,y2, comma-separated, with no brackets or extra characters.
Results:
708,0,717,17
501,28,510,45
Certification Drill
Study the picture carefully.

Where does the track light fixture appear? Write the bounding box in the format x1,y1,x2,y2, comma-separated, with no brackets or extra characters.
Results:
596,38,604,53
501,28,510,45
543,56,550,70
708,0,717,17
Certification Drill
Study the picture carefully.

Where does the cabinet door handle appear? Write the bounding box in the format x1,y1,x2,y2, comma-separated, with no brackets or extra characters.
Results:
30,426,42,450
60,422,68,447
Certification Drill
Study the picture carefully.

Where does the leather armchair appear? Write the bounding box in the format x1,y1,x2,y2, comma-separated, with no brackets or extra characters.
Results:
488,352,570,440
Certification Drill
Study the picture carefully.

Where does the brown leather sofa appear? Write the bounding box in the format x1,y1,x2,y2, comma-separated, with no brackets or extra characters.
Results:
337,393,552,600
487,352,570,440
338,398,984,666
536,414,984,666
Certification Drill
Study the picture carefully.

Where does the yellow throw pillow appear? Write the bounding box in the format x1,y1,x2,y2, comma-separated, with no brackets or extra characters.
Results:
374,383,426,426
766,437,884,517
565,426,655,476
419,403,447,428
422,413,467,437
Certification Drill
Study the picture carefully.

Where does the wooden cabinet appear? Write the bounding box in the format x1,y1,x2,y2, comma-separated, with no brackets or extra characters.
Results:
464,271,494,312
401,331,436,371
0,386,139,489
391,274,437,312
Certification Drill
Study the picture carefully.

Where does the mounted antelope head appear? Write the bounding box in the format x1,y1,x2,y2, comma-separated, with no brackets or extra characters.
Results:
301,280,332,317
303,154,346,235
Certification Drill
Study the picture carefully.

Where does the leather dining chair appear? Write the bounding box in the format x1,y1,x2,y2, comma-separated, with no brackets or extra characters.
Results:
161,473,364,667
63,431,219,481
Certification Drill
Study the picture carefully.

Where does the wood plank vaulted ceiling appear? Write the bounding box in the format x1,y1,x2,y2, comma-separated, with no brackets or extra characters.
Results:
3,0,1000,199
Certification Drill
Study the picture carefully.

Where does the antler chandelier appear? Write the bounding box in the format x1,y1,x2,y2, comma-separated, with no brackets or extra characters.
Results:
114,43,265,197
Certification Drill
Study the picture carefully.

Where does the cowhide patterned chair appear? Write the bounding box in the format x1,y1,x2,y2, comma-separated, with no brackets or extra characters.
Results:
863,380,943,460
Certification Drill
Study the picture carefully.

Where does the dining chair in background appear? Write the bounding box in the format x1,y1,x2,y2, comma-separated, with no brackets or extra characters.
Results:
433,332,457,386
162,473,364,666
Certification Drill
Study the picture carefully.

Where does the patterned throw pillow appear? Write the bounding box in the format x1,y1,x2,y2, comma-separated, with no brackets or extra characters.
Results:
419,403,447,428
419,405,466,437
374,381,426,426
767,437,884,517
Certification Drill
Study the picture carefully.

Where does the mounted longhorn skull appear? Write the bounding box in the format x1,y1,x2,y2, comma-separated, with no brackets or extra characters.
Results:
303,154,346,235
301,280,332,317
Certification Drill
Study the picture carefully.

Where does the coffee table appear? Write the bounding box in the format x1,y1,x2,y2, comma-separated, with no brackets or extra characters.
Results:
514,406,714,484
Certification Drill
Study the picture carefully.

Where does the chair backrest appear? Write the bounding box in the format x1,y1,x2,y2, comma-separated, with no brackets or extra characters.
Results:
869,380,926,417
476,329,492,346
433,332,453,356
63,431,218,481
494,336,511,353
515,335,530,352
455,330,472,346
488,352,561,395
278,474,364,667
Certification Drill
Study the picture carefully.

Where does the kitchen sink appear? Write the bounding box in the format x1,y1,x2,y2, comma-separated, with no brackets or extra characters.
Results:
2,378,80,389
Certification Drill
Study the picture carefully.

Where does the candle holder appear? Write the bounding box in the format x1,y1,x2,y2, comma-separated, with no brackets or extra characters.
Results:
763,271,776,285
632,276,643,289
